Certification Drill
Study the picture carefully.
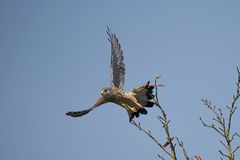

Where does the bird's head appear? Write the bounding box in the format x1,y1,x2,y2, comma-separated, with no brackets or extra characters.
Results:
100,87,112,97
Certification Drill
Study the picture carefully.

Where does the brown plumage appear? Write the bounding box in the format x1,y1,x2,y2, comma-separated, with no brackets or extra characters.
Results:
66,28,156,122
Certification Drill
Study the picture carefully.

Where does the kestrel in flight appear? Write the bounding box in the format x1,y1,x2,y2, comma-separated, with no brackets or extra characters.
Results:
66,27,156,122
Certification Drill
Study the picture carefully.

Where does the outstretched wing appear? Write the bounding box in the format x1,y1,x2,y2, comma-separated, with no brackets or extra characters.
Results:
106,27,125,90
65,97,105,118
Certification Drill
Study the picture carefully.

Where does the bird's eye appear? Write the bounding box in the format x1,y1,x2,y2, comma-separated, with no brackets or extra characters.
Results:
101,89,107,95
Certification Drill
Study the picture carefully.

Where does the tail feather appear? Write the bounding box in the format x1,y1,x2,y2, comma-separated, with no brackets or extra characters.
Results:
138,108,148,114
127,81,156,121
132,81,155,108
133,112,139,118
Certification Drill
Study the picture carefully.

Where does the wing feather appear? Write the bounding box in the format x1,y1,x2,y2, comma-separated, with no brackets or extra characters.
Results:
106,27,125,90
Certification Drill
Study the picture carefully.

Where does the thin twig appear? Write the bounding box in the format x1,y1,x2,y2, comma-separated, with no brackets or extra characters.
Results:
158,154,166,160
176,137,190,160
154,76,177,160
199,117,225,137
200,67,240,160
233,146,240,154
220,140,228,150
131,120,172,157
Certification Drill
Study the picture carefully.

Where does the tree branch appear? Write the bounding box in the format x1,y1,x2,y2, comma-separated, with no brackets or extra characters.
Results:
176,137,190,160
200,67,240,160
154,76,177,160
131,120,172,158
131,76,178,159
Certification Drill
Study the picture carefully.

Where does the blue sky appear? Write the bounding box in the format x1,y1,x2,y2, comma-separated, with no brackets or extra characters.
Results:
1,0,240,159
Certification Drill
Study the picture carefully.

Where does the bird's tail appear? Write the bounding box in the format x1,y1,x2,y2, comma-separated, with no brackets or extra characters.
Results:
127,81,156,122
132,81,155,108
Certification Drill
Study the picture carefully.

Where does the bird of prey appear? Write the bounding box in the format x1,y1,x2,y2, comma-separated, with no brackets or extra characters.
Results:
66,27,156,122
